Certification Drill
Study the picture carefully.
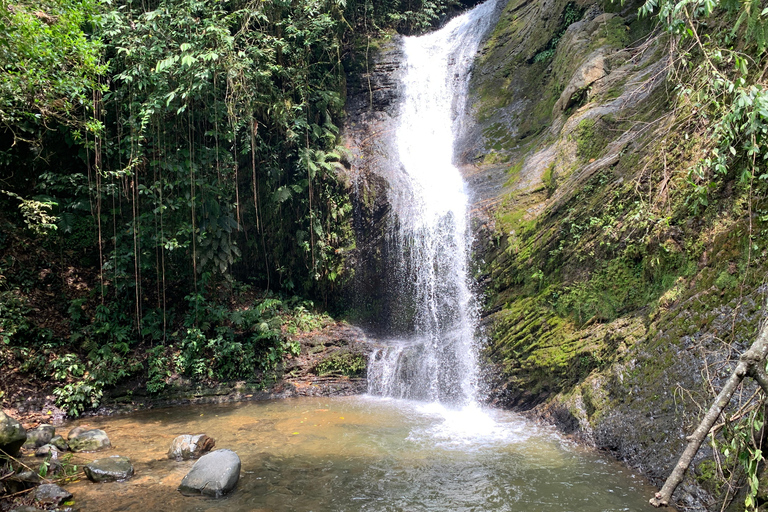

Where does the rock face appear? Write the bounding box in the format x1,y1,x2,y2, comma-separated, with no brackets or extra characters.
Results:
465,0,757,510
341,36,408,333
23,424,55,448
0,411,27,456
167,434,215,461
84,455,134,482
178,449,241,497
33,483,72,507
68,428,111,452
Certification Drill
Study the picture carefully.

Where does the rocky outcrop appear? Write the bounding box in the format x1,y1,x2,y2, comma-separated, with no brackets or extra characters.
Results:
0,411,26,456
84,455,134,482
283,322,370,394
178,449,241,497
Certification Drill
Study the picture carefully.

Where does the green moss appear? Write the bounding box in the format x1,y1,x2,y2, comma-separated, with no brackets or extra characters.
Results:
575,118,600,160
542,164,556,195
587,17,631,52
714,270,738,290
315,351,367,378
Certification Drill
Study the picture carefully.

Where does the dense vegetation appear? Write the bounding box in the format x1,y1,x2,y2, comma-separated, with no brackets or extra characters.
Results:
0,0,463,415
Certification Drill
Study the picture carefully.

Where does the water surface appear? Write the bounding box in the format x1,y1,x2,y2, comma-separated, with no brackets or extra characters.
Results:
65,396,656,511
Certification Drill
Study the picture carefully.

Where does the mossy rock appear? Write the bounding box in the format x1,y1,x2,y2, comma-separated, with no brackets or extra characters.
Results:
0,411,26,457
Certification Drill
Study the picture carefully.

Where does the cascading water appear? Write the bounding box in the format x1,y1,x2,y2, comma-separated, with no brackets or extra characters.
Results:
367,0,499,407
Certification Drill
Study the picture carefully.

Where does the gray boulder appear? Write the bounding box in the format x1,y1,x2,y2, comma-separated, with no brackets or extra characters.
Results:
178,449,240,497
68,429,110,452
33,483,72,507
0,411,26,457
84,455,134,482
49,435,68,451
23,424,55,448
34,443,62,457
10,470,41,486
167,434,215,461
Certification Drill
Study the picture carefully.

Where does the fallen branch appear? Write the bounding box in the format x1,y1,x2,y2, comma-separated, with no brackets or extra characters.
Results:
650,319,768,508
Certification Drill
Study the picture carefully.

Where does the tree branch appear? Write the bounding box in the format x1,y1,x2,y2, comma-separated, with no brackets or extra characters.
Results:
650,320,768,508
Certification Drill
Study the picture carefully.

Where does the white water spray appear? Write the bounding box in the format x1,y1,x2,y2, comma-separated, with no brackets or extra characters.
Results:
368,0,499,407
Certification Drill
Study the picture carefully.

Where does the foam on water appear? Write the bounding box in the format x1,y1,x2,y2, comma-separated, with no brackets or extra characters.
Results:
409,402,534,448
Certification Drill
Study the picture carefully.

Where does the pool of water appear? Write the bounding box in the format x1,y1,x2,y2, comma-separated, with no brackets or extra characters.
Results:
63,396,657,511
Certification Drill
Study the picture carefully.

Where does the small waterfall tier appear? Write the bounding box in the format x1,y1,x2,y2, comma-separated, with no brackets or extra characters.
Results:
367,0,499,406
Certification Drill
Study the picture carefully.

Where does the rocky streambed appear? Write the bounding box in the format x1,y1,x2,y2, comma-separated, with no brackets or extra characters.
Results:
1,408,243,511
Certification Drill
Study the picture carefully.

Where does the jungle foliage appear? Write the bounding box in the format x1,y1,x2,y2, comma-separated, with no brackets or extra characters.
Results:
640,0,768,508
0,0,457,415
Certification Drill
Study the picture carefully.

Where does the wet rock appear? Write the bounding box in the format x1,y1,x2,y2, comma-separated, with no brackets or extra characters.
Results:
68,429,111,452
35,443,62,457
553,49,607,113
33,483,72,507
10,470,42,486
23,424,55,448
84,455,134,482
0,411,27,456
178,449,240,497
67,426,87,440
167,434,215,461
49,435,68,451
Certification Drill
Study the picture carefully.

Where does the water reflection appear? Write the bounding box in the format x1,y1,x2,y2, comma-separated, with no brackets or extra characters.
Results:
63,396,656,511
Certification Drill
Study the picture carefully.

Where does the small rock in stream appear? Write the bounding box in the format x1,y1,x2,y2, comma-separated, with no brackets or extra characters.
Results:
0,411,26,457
84,455,134,482
168,434,215,461
68,428,111,452
67,426,87,440
49,434,69,451
34,443,61,457
33,483,73,507
178,449,240,497
23,424,55,448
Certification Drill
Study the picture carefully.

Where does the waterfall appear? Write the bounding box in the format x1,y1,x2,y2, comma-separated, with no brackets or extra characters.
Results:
367,0,499,406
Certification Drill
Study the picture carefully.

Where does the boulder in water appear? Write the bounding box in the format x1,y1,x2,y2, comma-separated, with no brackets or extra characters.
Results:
167,434,215,461
33,483,72,507
23,424,55,448
178,449,240,497
68,428,111,452
84,455,134,482
0,411,26,456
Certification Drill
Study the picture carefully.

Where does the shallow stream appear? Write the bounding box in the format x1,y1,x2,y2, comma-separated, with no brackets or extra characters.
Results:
64,396,657,511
